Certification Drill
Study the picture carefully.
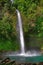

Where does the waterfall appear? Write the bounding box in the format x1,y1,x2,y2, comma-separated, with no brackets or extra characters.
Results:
11,0,13,4
10,0,25,54
16,10,25,54
9,0,41,56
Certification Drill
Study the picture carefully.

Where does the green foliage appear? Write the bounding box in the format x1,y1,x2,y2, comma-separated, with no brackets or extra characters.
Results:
0,0,19,51
35,16,43,37
0,0,43,50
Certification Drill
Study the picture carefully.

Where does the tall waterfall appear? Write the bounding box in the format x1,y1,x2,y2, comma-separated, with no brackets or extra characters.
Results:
11,0,13,4
10,0,25,54
5,0,41,57
16,10,25,54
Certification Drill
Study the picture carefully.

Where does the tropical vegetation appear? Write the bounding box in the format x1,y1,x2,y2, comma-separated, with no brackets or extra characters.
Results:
0,0,43,51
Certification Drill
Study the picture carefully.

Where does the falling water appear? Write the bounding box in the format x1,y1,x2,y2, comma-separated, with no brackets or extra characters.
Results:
6,0,41,57
16,10,25,54
11,0,13,4
10,0,25,54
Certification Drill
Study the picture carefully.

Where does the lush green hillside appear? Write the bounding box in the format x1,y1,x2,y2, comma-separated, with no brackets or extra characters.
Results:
0,0,43,51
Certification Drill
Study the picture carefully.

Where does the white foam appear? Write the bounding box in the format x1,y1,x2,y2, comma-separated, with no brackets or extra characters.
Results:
6,51,41,57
